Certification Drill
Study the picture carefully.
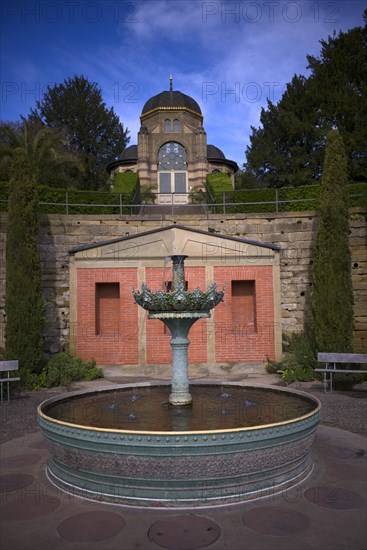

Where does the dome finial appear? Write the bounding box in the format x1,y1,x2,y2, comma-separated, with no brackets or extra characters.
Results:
170,74,173,92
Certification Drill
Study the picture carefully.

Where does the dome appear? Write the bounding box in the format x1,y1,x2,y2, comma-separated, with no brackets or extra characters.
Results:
118,145,138,161
207,144,225,160
142,90,202,117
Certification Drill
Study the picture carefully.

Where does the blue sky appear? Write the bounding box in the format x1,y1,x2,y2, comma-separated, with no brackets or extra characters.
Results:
1,0,365,167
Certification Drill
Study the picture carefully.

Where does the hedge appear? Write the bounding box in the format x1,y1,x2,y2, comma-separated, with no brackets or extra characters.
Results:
205,180,366,214
0,174,140,215
1,180,365,215
112,171,139,194
206,173,233,213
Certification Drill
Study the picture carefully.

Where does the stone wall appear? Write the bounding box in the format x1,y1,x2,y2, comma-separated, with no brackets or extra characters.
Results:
0,208,366,359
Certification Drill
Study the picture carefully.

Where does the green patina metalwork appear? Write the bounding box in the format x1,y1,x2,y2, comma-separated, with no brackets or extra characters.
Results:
133,255,225,405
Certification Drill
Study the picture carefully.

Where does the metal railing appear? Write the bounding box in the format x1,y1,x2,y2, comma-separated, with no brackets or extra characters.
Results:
0,187,365,216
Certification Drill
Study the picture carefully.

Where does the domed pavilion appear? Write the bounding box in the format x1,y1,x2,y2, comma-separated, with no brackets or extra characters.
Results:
107,77,238,204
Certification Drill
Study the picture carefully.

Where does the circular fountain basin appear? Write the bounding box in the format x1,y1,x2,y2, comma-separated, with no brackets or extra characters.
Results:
38,383,320,507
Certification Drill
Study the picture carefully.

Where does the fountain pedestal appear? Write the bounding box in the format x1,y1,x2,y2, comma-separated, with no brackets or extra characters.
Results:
133,255,225,406
149,312,210,405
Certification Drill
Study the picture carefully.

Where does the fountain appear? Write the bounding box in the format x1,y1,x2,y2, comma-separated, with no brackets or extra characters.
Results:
132,255,224,405
38,256,320,507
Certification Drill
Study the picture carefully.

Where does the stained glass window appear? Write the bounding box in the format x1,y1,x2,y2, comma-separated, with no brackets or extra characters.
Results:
158,142,187,170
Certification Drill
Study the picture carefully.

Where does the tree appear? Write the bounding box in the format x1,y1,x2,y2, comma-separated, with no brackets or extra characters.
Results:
5,149,45,378
244,14,367,187
311,130,354,353
244,75,325,187
0,120,81,187
29,75,130,190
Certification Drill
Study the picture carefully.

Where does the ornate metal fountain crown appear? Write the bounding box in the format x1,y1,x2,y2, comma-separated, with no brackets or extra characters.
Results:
132,255,225,312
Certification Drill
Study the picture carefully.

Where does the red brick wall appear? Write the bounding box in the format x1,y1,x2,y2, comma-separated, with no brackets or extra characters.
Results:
76,268,138,364
76,265,275,365
145,267,207,364
213,266,275,362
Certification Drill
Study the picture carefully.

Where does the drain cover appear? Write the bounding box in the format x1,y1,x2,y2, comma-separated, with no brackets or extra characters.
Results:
304,486,365,510
148,515,220,550
242,506,311,536
57,511,125,542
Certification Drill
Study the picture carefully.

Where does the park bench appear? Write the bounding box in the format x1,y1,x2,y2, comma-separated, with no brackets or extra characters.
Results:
0,360,20,403
315,353,367,393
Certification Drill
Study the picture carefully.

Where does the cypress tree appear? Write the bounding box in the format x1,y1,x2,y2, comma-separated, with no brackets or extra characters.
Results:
5,149,44,377
311,130,354,352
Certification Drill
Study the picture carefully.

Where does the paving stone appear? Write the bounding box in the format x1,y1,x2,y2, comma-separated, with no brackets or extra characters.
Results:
0,454,42,468
242,506,311,536
57,510,125,542
304,486,365,510
0,474,35,493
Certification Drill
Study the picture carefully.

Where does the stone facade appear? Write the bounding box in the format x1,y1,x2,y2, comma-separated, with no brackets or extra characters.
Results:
69,227,280,366
107,87,238,194
0,208,366,365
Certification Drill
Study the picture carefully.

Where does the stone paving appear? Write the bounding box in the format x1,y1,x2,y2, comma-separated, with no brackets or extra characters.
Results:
1,414,366,549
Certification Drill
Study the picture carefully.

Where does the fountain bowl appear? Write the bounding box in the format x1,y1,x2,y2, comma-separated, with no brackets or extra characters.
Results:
38,382,320,507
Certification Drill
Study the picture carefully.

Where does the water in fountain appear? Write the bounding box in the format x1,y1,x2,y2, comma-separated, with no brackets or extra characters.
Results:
39,254,321,507
44,385,315,432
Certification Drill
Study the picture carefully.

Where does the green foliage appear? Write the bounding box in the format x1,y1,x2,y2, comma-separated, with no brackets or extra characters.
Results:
224,188,277,213
348,182,367,207
28,75,130,190
203,181,366,214
1,179,364,216
0,121,81,188
206,172,233,193
244,20,367,186
5,150,45,376
332,372,367,391
280,185,321,211
266,331,317,384
189,188,205,204
206,173,233,213
42,352,103,388
112,171,139,193
311,130,354,354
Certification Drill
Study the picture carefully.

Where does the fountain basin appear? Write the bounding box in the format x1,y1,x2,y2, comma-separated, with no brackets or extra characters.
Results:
38,383,320,507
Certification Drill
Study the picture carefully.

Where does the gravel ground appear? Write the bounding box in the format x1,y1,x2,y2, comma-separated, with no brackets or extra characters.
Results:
0,380,366,443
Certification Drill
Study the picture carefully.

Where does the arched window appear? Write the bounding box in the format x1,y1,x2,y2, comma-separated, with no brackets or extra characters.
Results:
212,169,221,173
158,142,187,170
164,119,171,132
157,142,188,203
173,119,180,132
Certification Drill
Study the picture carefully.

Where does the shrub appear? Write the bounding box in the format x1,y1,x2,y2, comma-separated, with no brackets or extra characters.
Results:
5,150,45,376
43,352,103,388
266,331,317,384
280,185,321,211
225,188,277,213
206,172,233,193
311,130,354,354
332,372,367,391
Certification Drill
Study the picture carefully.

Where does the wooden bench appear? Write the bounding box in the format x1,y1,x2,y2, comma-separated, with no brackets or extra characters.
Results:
315,353,367,393
0,360,20,403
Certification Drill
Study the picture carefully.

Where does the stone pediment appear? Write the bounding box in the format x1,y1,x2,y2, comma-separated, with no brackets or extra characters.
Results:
69,225,280,267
